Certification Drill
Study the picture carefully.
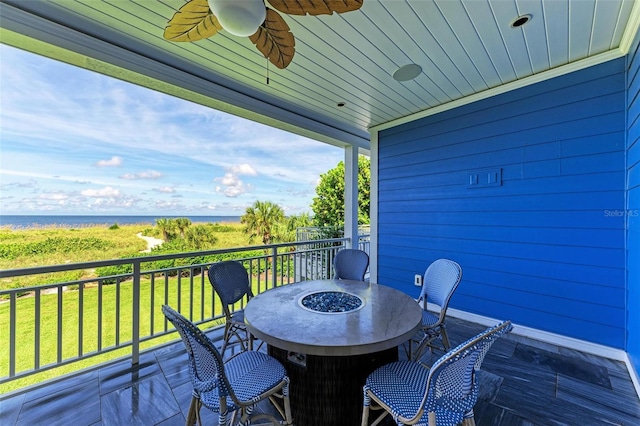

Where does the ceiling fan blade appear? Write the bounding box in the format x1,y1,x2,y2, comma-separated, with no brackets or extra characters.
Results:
164,0,223,42
267,0,363,16
250,8,295,69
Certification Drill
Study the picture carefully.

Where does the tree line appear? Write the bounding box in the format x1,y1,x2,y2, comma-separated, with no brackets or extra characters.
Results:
152,156,370,249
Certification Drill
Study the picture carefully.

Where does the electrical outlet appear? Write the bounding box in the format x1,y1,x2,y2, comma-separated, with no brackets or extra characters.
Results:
414,274,422,286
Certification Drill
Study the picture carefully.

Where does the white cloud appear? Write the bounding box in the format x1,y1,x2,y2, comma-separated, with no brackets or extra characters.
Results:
38,192,69,200
155,186,175,193
211,164,258,198
119,170,163,180
153,200,183,209
230,164,257,175
215,172,252,197
81,186,121,197
96,156,123,167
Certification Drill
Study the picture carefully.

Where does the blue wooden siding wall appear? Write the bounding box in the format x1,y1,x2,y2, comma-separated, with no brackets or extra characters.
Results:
627,31,640,374
377,58,627,348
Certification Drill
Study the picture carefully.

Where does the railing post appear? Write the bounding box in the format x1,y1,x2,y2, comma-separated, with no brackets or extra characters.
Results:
132,260,141,366
271,246,278,288
9,293,16,377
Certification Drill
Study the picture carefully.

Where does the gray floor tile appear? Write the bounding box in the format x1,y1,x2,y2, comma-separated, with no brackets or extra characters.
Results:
16,378,101,426
100,374,180,426
0,393,25,426
99,355,161,396
557,374,640,424
21,369,100,403
156,412,185,426
514,344,611,388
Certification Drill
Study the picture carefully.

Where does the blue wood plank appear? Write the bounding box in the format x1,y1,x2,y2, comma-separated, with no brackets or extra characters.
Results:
377,210,624,229
379,117,625,171
376,250,625,288
456,282,624,327
379,169,624,194
378,223,624,249
451,294,625,348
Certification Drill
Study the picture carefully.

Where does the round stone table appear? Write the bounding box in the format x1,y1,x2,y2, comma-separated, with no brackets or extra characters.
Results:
244,279,422,426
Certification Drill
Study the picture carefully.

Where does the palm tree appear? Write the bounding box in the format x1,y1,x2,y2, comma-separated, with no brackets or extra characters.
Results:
185,225,217,250
241,201,285,245
174,217,192,238
155,218,174,241
273,212,313,244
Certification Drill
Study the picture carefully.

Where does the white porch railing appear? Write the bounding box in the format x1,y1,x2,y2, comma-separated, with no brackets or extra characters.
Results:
0,235,370,388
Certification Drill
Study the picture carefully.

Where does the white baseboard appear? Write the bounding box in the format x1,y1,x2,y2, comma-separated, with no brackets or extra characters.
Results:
625,353,640,400
446,307,625,360
442,307,640,399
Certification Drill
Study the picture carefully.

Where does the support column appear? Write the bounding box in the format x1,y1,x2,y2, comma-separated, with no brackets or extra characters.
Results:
344,145,359,249
369,131,378,283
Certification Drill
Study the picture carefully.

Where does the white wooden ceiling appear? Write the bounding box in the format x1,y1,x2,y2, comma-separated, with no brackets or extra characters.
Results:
1,0,638,150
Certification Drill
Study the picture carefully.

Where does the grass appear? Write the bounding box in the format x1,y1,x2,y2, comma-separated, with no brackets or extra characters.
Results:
0,222,253,394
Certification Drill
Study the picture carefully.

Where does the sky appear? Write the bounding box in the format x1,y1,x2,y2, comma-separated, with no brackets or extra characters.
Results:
0,44,344,217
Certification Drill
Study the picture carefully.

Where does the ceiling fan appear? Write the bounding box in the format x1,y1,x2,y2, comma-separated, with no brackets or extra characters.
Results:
164,0,364,69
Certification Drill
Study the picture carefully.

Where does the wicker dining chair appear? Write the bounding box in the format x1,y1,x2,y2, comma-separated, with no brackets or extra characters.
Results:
409,259,462,361
207,260,255,357
362,320,513,426
333,248,370,281
162,305,293,426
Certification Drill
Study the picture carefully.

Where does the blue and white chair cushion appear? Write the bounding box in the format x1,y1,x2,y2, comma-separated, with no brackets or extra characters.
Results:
162,305,293,426
411,259,463,360
362,320,512,426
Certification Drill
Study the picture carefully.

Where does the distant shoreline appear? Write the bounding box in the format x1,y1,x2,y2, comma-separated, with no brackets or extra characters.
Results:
0,215,242,230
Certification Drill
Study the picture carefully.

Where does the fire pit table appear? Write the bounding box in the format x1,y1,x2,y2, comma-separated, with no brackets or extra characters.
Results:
244,279,422,426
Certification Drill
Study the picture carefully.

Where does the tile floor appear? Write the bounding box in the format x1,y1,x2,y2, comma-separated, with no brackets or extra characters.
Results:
1,317,639,426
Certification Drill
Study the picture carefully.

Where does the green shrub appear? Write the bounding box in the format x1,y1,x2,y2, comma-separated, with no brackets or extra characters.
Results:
0,237,113,260
109,223,120,230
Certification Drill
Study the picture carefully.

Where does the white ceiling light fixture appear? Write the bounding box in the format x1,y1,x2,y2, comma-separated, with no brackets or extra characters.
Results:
208,0,266,37
393,64,422,82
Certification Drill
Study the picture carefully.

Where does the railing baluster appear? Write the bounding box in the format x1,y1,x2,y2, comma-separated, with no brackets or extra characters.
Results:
189,267,194,319
57,289,62,364
98,280,103,351
150,274,155,336
200,267,205,322
132,260,141,365
271,247,278,288
164,273,169,332
177,272,182,313
79,282,84,357
9,293,16,377
34,290,40,370
115,279,121,346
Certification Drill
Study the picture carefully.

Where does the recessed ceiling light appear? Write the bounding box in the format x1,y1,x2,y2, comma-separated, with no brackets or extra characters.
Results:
337,102,346,107
393,64,422,82
511,14,532,28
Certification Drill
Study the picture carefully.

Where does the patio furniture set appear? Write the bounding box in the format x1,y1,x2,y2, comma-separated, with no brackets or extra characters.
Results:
164,250,511,426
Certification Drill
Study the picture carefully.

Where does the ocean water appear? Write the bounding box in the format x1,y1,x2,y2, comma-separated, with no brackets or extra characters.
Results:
0,215,241,229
